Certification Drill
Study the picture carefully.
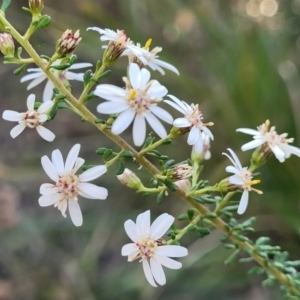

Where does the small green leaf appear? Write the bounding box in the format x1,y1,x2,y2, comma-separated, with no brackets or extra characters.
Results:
198,227,211,237
142,137,154,149
163,180,177,191
81,164,95,171
177,214,188,221
57,102,71,109
187,225,197,231
83,70,92,87
13,64,26,75
97,70,111,79
16,47,23,59
40,54,51,61
55,94,66,101
51,63,70,70
204,213,217,219
69,55,77,64
187,209,194,220
256,237,270,245
161,138,172,145
164,159,175,168
119,151,134,158
157,190,164,204
34,15,51,30
103,149,113,160
96,147,108,155
95,118,106,124
115,159,125,175
248,266,265,275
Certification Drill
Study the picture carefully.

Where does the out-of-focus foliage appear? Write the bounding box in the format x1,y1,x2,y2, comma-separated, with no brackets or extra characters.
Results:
0,0,300,299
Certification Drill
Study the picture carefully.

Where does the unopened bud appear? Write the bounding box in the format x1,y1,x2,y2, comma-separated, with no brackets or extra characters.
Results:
0,33,14,56
28,0,44,15
103,30,128,66
167,164,194,181
117,168,144,190
174,179,191,194
191,132,211,162
56,29,82,56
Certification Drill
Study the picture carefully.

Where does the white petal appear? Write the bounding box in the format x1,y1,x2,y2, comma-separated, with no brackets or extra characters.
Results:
129,63,141,89
26,75,47,90
65,144,81,173
225,166,239,174
94,84,127,102
136,210,150,238
236,128,260,135
229,174,244,185
27,94,36,110
73,158,85,173
111,109,135,135
43,80,54,102
150,213,174,240
124,219,139,242
51,149,64,175
10,124,26,138
68,62,93,70
150,258,166,286
79,165,107,182
173,118,191,128
66,71,84,81
2,110,20,121
38,101,53,114
193,134,203,153
156,245,188,257
237,190,249,214
149,106,173,124
39,183,60,195
152,59,179,75
227,148,243,170
270,145,285,162
97,101,129,114
69,200,83,227
282,144,300,158
187,126,199,146
153,254,182,269
142,259,157,287
41,155,59,181
139,68,151,87
38,193,62,206
36,126,55,142
144,112,167,139
121,243,138,256
147,81,168,98
78,182,108,200
241,139,264,151
132,114,146,147
164,100,185,115
20,72,41,82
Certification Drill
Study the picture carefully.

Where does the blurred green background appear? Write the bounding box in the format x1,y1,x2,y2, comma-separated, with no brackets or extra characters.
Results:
0,0,300,299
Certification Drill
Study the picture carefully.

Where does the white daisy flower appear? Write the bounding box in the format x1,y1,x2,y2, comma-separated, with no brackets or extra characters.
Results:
20,60,92,102
87,27,144,65
39,144,108,227
121,210,188,287
2,94,55,141
94,63,173,146
165,95,214,153
123,39,179,75
223,148,262,214
237,120,300,163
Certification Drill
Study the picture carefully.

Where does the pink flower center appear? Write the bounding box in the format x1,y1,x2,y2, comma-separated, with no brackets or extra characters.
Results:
56,173,79,199
24,110,40,128
135,238,163,259
186,104,204,128
128,89,156,114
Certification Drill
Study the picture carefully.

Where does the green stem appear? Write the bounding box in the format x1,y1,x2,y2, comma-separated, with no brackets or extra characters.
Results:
138,134,172,157
167,214,202,245
189,185,219,196
78,63,106,104
214,192,236,214
2,14,298,297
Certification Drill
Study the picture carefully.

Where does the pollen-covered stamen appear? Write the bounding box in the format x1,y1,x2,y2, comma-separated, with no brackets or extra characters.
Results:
186,104,214,129
130,237,161,262
24,110,40,128
127,88,158,114
56,173,79,199
239,169,262,193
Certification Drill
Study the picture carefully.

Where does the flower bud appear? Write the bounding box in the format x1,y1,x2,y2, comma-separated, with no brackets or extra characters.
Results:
174,179,191,194
191,132,211,162
117,168,144,190
56,29,82,56
167,164,194,181
102,30,128,66
0,33,14,56
28,0,44,15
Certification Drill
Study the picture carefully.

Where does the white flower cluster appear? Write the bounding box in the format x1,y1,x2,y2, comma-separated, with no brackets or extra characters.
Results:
2,25,300,289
